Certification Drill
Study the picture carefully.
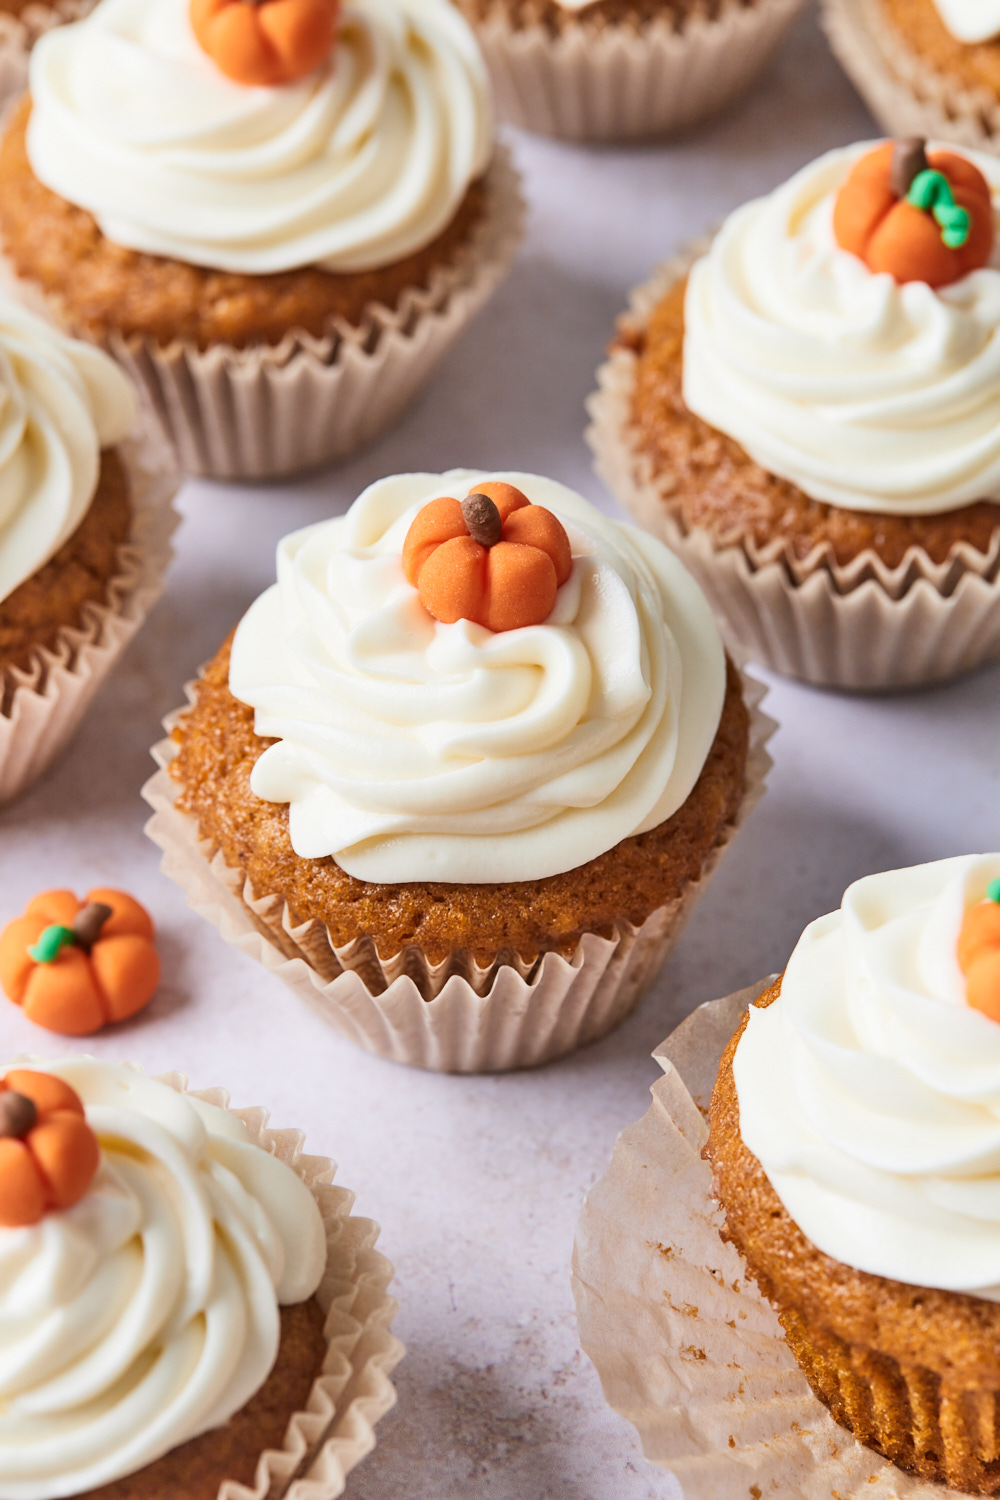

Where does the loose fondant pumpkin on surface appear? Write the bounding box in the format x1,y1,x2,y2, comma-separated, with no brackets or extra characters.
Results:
958,878,1000,1021
190,0,338,87
0,889,160,1036
0,1070,100,1227
833,137,995,289
402,481,573,634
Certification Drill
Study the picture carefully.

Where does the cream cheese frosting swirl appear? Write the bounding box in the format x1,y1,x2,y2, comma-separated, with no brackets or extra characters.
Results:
26,0,492,276
0,1059,326,1499
929,0,1000,43
733,853,1000,1299
0,300,135,607
228,470,727,884
684,143,1000,515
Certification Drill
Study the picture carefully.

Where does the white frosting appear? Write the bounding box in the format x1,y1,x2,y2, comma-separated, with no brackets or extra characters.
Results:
0,301,135,607
228,470,727,884
26,0,492,276
684,142,1000,515
0,1059,326,1499
930,0,1000,43
733,853,1000,1298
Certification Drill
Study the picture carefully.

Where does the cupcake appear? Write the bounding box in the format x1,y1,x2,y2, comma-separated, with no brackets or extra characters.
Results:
708,854,1000,1492
451,0,805,141
0,0,523,480
0,294,178,804
0,0,90,125
144,469,772,1073
589,138,1000,690
0,1056,400,1497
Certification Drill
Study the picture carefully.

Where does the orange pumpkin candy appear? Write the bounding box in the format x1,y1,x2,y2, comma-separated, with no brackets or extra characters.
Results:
403,482,573,634
0,889,160,1036
190,0,338,87
957,886,1000,1021
0,1070,100,1227
833,140,994,289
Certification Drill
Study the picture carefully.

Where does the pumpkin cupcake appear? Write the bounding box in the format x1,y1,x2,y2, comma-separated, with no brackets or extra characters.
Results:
589,138,1000,690
0,0,522,479
145,470,771,1073
0,292,178,803
0,1055,400,1498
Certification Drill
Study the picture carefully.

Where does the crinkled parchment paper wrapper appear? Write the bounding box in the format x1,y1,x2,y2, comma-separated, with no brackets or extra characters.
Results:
0,0,93,120
571,980,962,1498
139,673,774,1074
0,408,180,804
55,148,522,482
587,243,1000,691
472,0,803,141
822,0,1000,154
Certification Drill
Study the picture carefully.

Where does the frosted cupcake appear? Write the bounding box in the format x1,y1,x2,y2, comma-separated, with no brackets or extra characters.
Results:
144,470,771,1072
708,854,1000,1492
589,138,1000,689
0,295,177,803
0,0,523,479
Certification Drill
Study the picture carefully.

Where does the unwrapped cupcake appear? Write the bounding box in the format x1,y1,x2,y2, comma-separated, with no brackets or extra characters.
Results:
0,0,523,480
708,853,1000,1493
590,138,1000,689
0,295,177,803
144,469,772,1072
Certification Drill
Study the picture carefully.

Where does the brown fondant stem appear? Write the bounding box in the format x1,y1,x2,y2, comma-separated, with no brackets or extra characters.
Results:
890,137,929,199
72,902,113,954
0,1091,37,1139
461,494,503,549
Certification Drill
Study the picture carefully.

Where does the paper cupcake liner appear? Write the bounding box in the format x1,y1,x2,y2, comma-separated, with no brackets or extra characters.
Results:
75,148,524,482
571,980,963,1497
139,673,773,1073
0,410,180,804
472,0,803,142
587,246,1000,690
822,0,1000,153
0,0,94,121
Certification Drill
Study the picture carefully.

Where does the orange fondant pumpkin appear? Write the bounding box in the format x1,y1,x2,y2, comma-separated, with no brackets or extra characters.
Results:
190,0,338,86
833,139,994,288
402,482,573,634
0,889,160,1036
0,1070,100,1227
957,887,1000,1021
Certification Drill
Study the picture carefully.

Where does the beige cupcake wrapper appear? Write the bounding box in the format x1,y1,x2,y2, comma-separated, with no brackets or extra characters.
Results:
471,0,804,141
0,410,180,803
587,245,1000,689
571,980,963,1497
140,671,774,1073
54,148,523,482
822,0,1000,152
0,0,93,120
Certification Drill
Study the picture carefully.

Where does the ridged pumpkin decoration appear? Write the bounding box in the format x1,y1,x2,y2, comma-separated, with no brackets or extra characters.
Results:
0,1070,100,1228
0,889,160,1036
958,878,1000,1021
190,0,338,87
402,481,573,634
833,137,995,289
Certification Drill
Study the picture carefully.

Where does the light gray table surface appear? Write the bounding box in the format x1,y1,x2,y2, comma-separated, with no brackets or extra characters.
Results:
1,7,998,1494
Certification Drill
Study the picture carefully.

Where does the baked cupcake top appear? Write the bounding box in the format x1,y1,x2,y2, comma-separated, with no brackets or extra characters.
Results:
733,853,1000,1298
228,470,727,884
683,142,1000,516
0,300,135,607
0,1058,325,1499
25,0,492,275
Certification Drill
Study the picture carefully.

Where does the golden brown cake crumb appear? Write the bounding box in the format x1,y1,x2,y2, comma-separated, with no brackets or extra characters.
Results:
0,98,487,350
880,0,1000,96
628,276,1000,569
0,447,130,677
169,636,750,966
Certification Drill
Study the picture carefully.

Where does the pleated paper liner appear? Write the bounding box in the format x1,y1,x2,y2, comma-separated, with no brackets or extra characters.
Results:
822,0,1000,153
0,0,93,121
571,981,965,1498
141,674,774,1074
587,246,1000,691
469,0,803,142
0,409,180,803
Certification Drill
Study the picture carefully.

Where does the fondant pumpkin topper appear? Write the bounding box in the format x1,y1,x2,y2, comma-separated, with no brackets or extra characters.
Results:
957,876,1000,1022
402,481,573,634
190,0,338,87
0,889,160,1037
0,1070,100,1228
833,137,995,288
